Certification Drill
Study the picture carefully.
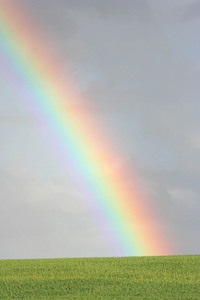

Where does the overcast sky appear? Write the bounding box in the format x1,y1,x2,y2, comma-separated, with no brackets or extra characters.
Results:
0,0,200,259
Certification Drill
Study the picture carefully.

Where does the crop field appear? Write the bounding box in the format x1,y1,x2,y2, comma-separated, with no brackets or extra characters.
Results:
0,255,200,299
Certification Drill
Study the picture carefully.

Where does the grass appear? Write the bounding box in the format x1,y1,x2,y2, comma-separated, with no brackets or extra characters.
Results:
0,255,200,299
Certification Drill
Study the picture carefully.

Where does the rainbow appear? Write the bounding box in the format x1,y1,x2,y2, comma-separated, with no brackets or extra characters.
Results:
0,1,171,256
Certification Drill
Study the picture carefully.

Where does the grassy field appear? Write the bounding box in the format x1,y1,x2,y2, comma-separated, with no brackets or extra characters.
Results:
0,255,200,299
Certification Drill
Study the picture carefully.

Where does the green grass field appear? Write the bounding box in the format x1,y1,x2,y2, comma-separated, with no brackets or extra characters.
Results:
0,255,200,299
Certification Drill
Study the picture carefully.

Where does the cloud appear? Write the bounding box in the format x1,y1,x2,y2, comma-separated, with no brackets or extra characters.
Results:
182,1,200,21
135,163,200,255
65,0,152,19
0,114,33,125
0,166,112,259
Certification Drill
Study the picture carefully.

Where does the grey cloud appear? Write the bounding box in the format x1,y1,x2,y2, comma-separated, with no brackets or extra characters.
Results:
0,114,33,125
135,163,200,254
0,167,112,259
65,0,152,19
182,1,200,21
20,0,78,41
24,0,151,17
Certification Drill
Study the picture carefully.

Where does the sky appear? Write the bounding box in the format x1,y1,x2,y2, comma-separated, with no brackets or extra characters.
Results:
0,0,200,259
